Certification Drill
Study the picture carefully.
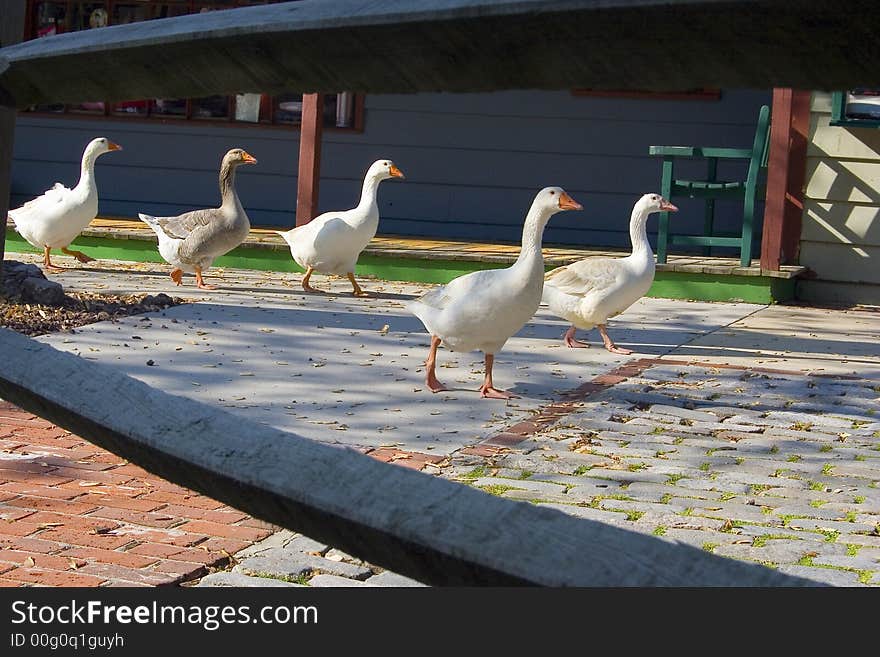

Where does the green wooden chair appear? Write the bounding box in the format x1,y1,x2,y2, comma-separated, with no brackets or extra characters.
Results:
649,104,771,267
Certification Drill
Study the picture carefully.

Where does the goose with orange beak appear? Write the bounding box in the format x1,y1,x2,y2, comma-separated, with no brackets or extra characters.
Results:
408,187,583,399
9,137,122,271
542,193,678,354
277,159,405,297
139,148,257,290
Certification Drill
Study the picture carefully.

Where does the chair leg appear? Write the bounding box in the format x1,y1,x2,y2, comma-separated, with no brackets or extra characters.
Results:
740,187,756,267
703,159,718,257
657,158,674,264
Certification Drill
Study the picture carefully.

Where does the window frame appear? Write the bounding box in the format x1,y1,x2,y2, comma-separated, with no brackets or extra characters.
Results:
830,90,880,128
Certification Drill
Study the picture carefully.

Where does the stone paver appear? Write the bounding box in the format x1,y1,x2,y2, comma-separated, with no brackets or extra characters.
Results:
235,549,372,581
775,565,866,587
442,364,879,586
366,571,426,587
308,574,370,587
197,571,303,587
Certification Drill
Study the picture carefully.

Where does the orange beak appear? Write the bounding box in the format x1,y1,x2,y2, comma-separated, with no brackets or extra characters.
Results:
389,164,405,179
241,151,258,165
108,141,122,151
660,199,678,212
558,192,582,211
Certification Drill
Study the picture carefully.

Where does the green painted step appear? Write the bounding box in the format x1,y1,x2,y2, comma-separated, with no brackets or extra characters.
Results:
4,230,792,304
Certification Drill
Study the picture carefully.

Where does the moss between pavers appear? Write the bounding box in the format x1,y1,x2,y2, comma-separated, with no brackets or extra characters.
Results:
248,570,311,586
795,556,875,584
479,484,517,496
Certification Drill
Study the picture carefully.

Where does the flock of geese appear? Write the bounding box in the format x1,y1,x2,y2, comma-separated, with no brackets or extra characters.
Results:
8,137,677,399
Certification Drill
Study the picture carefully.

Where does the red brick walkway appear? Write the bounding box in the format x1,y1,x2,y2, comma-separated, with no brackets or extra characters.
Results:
0,402,276,587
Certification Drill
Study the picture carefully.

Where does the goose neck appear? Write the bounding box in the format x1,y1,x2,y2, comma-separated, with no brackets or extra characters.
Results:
356,173,381,212
629,205,653,258
514,205,550,269
219,161,240,209
76,148,99,191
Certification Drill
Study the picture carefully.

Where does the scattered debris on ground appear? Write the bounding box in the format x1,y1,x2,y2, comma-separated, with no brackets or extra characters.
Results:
1,259,183,336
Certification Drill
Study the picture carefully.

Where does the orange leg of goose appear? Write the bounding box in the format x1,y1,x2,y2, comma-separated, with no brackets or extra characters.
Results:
194,267,217,290
301,266,318,292
479,353,518,399
169,269,183,286
61,246,95,263
42,246,64,272
599,324,633,355
563,325,590,348
425,335,447,393
347,272,370,297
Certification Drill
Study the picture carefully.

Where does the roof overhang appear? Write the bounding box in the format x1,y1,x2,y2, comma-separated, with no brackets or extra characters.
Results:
0,0,878,108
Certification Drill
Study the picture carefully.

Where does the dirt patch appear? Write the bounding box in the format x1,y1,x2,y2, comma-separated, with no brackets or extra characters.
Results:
1,291,184,337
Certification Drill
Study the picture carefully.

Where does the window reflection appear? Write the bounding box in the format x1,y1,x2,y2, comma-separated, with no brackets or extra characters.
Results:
25,1,360,130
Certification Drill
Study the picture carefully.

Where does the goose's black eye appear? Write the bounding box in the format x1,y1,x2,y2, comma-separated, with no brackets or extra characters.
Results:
550,190,555,195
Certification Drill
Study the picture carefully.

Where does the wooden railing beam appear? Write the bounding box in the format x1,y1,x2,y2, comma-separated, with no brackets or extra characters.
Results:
2,2,879,106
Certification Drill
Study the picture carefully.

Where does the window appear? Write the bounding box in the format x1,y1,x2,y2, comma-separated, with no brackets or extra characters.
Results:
830,90,880,128
24,1,364,131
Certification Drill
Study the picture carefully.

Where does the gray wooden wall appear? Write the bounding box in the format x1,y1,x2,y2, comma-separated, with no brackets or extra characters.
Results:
10,88,770,250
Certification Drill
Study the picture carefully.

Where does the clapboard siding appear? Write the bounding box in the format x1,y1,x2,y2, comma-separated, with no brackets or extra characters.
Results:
807,114,880,161
799,91,880,302
804,159,880,204
799,242,880,284
11,88,770,248
796,279,880,306
800,201,880,245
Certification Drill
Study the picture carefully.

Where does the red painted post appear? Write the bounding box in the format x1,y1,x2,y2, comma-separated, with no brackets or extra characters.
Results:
295,93,324,227
760,88,811,271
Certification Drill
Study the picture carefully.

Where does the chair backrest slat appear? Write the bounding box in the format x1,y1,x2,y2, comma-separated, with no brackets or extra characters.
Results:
754,104,772,170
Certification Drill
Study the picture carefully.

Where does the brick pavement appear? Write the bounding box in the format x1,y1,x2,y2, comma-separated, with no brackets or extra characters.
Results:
0,399,454,587
0,401,275,587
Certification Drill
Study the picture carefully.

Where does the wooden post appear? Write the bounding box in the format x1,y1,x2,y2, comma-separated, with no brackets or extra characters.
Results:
0,1,27,272
760,88,811,271
295,93,323,226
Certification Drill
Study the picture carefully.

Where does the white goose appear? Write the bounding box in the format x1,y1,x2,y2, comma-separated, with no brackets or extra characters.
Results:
9,137,122,271
408,187,582,399
276,159,404,296
542,193,677,355
139,148,257,290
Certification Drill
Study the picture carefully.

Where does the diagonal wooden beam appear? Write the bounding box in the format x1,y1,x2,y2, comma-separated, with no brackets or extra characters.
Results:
1,1,879,107
0,328,818,586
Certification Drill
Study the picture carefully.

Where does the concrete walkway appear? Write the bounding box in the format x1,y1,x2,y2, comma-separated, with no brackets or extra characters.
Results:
25,256,768,455
4,253,880,586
